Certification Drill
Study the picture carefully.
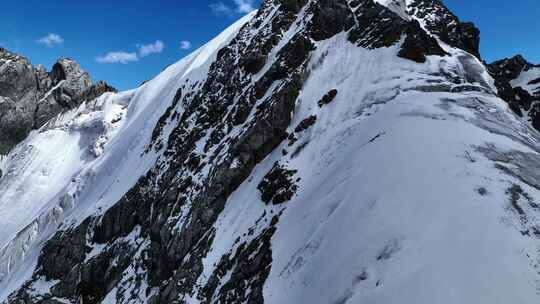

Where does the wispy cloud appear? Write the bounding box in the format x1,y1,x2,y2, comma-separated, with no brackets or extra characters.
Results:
96,51,138,64
138,40,165,57
179,40,192,50
234,0,255,13
36,33,64,47
96,40,165,64
209,2,233,16
210,0,256,16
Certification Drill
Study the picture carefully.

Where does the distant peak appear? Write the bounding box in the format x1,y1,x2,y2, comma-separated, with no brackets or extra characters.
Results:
489,54,533,72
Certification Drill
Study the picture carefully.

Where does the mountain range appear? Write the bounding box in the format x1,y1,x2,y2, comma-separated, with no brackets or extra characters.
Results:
1,0,540,303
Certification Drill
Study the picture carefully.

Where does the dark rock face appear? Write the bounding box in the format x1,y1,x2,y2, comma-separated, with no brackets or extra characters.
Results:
0,48,114,154
200,218,279,303
294,115,317,133
0,96,33,155
489,55,531,86
349,0,480,60
278,0,308,13
307,0,355,41
0,49,40,154
530,77,540,86
348,1,447,63
258,163,299,204
133,5,310,299
397,19,448,63
241,52,267,75
318,89,338,107
407,0,481,58
488,56,540,130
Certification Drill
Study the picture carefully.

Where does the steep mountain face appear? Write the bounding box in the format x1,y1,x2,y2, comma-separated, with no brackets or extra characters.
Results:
2,0,540,303
488,55,540,129
406,0,480,58
0,48,116,156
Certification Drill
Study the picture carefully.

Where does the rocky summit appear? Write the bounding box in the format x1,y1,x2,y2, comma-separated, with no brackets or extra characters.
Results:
488,55,540,129
0,48,116,156
1,0,540,303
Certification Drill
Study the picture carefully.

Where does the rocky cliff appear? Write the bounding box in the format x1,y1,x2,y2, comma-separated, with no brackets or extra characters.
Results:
488,55,540,128
0,48,116,155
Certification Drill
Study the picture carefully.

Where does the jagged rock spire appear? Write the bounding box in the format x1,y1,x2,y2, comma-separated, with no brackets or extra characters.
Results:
0,48,115,154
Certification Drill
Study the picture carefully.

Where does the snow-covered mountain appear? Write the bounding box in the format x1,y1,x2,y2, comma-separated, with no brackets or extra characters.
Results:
488,55,540,129
1,0,540,303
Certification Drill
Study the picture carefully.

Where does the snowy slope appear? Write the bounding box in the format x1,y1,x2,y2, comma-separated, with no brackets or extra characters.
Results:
189,34,540,304
3,0,540,303
274,48,539,303
0,13,253,299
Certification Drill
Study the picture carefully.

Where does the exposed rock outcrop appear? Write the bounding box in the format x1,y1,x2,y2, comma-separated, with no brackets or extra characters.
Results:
0,48,115,154
488,55,540,129
258,162,299,204
407,0,481,58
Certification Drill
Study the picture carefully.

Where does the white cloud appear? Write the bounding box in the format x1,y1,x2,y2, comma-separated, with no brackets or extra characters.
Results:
36,33,64,47
179,40,192,50
209,2,233,16
210,0,256,16
234,0,255,13
138,40,165,57
96,51,138,64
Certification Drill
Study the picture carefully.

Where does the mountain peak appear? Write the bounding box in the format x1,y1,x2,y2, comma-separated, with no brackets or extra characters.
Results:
0,47,112,154
488,53,540,127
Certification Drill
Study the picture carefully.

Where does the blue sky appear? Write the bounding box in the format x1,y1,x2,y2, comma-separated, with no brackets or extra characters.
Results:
1,0,538,90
